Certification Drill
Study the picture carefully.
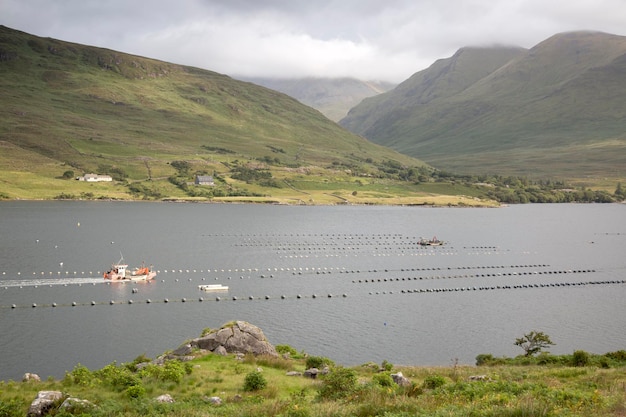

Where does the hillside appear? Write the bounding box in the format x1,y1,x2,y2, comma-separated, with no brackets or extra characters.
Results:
340,32,626,184
3,325,626,416
1,26,488,205
239,76,395,122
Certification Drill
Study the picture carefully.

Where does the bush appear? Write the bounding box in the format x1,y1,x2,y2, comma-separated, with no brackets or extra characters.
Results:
572,350,591,367
139,361,187,383
372,372,394,387
276,344,298,357
95,362,140,390
243,370,267,392
476,354,496,366
64,363,95,387
423,375,447,390
305,356,334,370
125,384,146,399
318,367,357,400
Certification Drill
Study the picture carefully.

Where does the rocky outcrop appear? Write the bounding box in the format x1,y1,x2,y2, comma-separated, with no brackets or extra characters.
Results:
391,372,412,387
27,391,63,417
188,321,277,357
23,373,41,382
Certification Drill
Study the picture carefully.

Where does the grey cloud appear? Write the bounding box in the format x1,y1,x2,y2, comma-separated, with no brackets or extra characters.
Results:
2,0,624,82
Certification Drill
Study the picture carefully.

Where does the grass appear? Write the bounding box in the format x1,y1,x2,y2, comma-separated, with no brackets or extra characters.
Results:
1,349,625,417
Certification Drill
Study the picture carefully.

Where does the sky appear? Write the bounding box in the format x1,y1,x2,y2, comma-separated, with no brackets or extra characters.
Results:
2,0,625,83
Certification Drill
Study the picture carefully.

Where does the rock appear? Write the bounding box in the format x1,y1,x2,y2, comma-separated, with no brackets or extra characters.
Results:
208,396,222,405
23,373,41,382
27,391,63,417
190,321,277,357
469,375,490,381
214,345,227,356
391,372,411,387
286,371,302,376
155,394,175,403
60,397,96,413
304,368,319,379
171,343,193,356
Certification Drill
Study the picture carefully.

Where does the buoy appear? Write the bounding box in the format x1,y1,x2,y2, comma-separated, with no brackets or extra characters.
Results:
91,301,96,306
164,298,169,303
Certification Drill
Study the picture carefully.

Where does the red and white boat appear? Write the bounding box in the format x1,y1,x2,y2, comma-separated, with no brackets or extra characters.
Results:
104,257,156,281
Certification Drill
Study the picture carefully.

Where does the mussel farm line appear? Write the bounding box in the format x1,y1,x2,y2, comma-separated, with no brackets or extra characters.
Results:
2,274,624,310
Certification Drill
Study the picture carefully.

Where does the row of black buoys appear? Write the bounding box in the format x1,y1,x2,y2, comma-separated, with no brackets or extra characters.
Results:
387,279,626,295
352,269,597,284
4,292,350,309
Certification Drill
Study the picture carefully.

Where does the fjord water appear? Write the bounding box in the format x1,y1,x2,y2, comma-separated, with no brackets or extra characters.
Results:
0,201,624,381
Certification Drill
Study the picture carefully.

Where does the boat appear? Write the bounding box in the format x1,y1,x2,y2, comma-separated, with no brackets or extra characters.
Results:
419,236,444,246
198,284,229,292
104,256,156,281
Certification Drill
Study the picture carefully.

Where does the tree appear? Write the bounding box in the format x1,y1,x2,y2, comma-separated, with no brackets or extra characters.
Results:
514,331,555,357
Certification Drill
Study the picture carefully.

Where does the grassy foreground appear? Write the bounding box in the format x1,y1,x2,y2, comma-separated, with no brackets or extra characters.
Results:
2,346,625,417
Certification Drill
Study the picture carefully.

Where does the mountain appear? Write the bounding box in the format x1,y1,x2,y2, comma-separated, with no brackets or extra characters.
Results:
0,26,446,204
239,77,395,122
340,32,626,181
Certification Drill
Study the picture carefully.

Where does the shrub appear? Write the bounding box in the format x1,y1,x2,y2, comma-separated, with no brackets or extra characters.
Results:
125,384,146,399
318,367,357,400
372,372,394,387
276,344,298,357
423,375,447,390
95,362,140,390
572,350,591,367
476,354,495,366
243,370,267,392
64,363,95,387
305,356,334,370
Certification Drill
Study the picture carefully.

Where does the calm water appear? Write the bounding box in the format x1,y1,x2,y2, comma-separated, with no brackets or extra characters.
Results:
0,201,624,381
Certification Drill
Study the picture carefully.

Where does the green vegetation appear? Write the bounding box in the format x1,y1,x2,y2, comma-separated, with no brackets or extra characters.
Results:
515,331,556,357
340,34,626,186
1,25,453,206
2,345,626,417
1,26,623,205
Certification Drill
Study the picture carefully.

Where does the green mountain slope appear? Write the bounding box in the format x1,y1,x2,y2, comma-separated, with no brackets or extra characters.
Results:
2,26,472,205
240,76,395,122
340,32,626,182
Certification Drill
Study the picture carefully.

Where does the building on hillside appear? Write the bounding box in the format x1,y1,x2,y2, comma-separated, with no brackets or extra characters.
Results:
77,173,113,182
195,175,215,186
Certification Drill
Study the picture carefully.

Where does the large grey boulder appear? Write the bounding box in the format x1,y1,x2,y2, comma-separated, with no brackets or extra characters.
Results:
190,321,277,357
27,391,63,417
391,372,412,387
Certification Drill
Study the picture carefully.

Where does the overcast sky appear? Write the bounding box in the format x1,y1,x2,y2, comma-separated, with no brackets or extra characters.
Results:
3,0,625,82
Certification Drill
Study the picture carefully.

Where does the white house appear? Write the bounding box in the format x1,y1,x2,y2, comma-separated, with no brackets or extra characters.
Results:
78,173,113,182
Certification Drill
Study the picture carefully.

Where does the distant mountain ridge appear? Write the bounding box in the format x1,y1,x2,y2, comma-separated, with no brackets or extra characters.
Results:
340,31,626,181
240,76,395,122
